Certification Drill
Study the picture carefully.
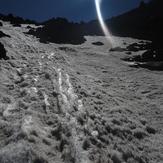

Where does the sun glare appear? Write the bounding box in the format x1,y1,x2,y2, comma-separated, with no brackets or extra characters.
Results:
95,0,114,47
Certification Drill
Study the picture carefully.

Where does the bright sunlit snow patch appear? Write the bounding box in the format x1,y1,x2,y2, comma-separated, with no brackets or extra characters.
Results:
95,0,115,47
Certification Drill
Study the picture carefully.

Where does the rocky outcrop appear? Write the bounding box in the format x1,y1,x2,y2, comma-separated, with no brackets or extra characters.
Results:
0,42,9,60
0,31,11,38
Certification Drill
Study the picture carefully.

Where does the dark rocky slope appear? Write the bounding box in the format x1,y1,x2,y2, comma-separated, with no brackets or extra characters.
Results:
107,0,163,41
27,18,86,45
0,13,38,26
106,0,163,70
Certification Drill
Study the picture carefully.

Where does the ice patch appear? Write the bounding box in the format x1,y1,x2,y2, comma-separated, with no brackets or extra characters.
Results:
38,62,42,70
43,92,50,106
22,116,48,137
78,99,83,111
22,116,33,134
66,74,77,100
91,130,99,137
48,52,55,59
56,68,84,112
55,68,90,163
27,87,38,95
33,76,39,82
23,74,28,79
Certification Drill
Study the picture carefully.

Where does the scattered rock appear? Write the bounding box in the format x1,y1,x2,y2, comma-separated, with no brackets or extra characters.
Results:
111,150,123,163
126,43,140,52
126,42,152,52
146,126,156,134
140,118,147,126
51,126,62,140
126,51,132,55
110,47,125,52
27,26,32,29
83,139,90,150
59,46,77,52
138,49,163,62
133,129,147,139
13,23,21,27
112,119,122,126
92,41,104,46
60,137,69,152
122,149,133,162
44,72,51,80
123,48,163,71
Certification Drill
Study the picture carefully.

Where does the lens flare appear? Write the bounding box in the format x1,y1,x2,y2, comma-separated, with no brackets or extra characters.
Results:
95,0,114,47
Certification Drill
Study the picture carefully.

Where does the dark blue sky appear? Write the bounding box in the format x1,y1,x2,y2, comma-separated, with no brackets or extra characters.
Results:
0,0,149,22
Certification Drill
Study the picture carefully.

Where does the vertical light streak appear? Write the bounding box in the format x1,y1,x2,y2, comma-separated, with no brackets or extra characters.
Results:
95,0,114,47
